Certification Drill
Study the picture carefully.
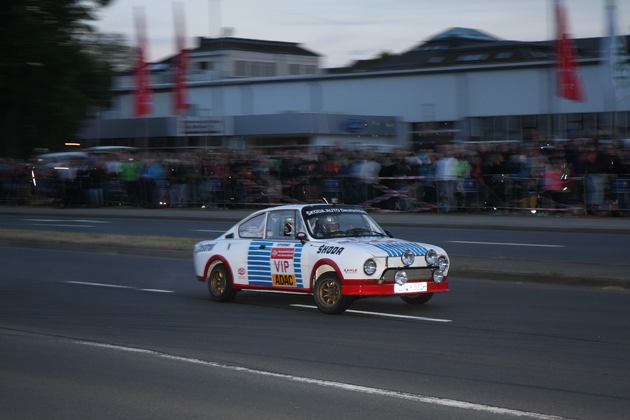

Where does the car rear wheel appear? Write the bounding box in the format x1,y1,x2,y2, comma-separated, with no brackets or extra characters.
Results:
208,264,237,302
400,293,433,304
313,273,353,314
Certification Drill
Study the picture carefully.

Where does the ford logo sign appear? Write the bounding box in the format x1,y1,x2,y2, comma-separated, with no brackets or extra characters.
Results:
342,118,367,133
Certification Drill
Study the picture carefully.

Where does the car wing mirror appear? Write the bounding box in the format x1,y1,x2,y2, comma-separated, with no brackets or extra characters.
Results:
296,232,308,243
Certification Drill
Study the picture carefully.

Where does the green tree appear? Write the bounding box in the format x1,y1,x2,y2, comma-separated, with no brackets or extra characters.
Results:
0,0,130,159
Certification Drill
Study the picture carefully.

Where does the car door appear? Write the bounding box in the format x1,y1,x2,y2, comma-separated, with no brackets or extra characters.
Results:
246,209,306,289
230,212,265,286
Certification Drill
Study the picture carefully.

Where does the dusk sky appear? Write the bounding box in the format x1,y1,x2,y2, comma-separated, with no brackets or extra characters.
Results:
95,0,630,67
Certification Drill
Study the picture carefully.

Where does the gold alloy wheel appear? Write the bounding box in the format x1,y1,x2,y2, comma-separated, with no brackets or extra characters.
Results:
318,277,341,308
313,273,353,314
208,264,237,302
210,269,227,295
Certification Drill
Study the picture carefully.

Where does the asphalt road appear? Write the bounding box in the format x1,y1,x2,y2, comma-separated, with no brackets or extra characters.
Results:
1,244,629,419
1,206,629,287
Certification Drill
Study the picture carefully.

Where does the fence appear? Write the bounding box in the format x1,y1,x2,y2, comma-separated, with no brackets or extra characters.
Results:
1,168,629,215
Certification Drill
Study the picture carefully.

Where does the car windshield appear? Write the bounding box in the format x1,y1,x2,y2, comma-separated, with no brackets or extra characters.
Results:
303,206,387,239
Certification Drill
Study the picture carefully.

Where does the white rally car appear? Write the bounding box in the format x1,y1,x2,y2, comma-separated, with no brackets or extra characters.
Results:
193,204,450,314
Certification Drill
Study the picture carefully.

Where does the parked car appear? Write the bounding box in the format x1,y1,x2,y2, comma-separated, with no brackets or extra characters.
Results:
193,204,450,314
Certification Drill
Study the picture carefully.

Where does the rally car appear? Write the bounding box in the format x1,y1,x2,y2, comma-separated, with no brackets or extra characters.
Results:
193,204,450,314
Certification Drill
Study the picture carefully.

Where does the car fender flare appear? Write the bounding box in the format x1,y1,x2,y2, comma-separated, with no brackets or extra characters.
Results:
310,258,344,288
203,255,233,281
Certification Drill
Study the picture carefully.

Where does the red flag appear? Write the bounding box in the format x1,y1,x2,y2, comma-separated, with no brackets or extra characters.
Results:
554,0,585,101
173,3,188,114
134,8,152,116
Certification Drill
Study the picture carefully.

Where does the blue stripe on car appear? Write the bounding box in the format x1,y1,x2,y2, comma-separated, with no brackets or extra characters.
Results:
371,242,428,257
247,241,305,287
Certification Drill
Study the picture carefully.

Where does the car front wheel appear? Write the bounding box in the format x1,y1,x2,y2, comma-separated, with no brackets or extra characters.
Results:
400,293,433,304
313,273,353,314
208,264,237,302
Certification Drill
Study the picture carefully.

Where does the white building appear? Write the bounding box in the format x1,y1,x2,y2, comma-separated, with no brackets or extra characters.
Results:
78,28,630,151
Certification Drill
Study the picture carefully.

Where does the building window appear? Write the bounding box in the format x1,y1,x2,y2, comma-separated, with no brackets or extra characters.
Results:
233,60,277,77
251,61,261,77
428,56,445,63
456,54,488,62
263,62,276,77
235,60,246,76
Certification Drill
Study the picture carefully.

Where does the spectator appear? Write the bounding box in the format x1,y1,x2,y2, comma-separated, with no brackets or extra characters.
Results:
435,146,458,212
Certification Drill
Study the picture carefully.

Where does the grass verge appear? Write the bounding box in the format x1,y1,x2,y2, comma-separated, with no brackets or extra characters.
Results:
0,229,197,251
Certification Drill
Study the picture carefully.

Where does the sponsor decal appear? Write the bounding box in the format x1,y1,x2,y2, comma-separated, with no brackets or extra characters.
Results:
271,246,296,286
343,268,358,274
317,245,345,255
271,247,295,259
304,207,367,217
342,118,368,133
273,273,296,286
238,268,246,276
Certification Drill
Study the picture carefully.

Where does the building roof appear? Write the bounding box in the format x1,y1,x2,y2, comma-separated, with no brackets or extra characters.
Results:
335,26,623,73
429,27,500,42
193,36,320,57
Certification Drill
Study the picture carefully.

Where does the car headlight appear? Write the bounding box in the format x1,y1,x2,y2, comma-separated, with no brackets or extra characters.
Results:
401,250,415,266
425,249,438,266
363,259,377,276
437,256,449,271
395,270,408,285
433,270,445,283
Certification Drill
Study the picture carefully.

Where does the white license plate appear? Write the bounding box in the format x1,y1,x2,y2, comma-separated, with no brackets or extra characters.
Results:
394,282,428,294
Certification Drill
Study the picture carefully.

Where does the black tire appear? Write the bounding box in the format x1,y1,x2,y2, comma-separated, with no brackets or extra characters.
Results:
313,273,353,314
208,264,237,302
400,293,433,305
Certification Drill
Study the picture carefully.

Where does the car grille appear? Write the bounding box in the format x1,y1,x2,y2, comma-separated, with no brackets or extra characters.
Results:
380,267,432,282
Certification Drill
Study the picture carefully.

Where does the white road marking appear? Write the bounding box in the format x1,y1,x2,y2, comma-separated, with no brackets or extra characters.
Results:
192,229,224,233
22,218,110,224
139,288,174,293
74,340,567,420
291,304,452,322
448,240,564,248
28,223,95,228
22,218,111,229
67,281,128,289
65,281,173,293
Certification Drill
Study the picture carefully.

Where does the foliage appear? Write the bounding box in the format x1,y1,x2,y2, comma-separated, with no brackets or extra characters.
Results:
0,0,132,158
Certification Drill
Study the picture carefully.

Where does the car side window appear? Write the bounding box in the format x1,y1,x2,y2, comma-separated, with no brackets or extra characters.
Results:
238,213,265,238
266,210,299,240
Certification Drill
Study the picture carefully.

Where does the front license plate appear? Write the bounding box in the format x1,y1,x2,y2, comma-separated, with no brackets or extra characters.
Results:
394,282,428,294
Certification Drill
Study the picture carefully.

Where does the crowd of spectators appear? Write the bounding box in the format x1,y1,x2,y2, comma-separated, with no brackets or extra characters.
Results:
1,137,629,215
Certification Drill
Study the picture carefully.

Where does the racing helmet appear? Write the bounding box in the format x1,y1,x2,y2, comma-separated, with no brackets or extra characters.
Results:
322,215,339,232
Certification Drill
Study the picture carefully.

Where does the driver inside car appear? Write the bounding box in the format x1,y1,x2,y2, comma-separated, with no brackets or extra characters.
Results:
315,215,340,237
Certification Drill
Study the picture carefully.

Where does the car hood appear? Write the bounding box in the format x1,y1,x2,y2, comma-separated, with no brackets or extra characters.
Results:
317,237,441,257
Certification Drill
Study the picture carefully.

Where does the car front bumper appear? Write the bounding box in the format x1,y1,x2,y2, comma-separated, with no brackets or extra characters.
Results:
342,279,449,296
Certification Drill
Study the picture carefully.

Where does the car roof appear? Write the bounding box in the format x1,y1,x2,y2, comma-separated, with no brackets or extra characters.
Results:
252,204,363,212
245,204,368,221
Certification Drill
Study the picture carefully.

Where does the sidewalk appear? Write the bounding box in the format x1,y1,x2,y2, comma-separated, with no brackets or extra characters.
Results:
1,205,629,288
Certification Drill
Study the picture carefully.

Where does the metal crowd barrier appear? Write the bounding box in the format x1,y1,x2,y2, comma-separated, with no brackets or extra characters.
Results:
2,169,630,215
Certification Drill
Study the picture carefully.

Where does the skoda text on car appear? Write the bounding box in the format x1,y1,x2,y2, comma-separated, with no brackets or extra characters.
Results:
193,204,450,314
